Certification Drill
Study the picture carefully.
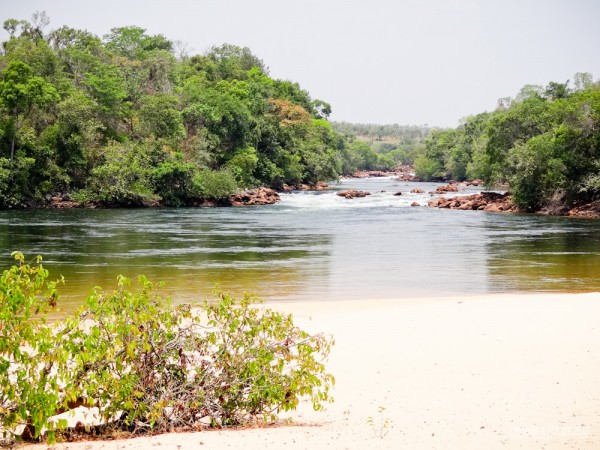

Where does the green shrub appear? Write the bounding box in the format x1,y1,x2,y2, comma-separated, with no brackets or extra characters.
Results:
150,158,198,206
0,255,334,443
413,153,442,181
227,146,258,188
0,252,67,443
194,168,239,200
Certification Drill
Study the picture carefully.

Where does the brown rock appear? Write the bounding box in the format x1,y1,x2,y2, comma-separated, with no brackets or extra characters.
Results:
48,193,82,209
566,199,600,218
352,170,388,178
428,191,518,213
337,190,372,199
432,184,459,194
228,187,280,206
466,179,484,187
411,202,420,207
411,188,425,194
394,191,403,196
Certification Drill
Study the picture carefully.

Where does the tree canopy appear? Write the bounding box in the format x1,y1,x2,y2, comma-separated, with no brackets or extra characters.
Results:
0,13,381,208
412,73,600,212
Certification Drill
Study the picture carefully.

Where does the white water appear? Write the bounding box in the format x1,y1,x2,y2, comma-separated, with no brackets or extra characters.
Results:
279,177,481,210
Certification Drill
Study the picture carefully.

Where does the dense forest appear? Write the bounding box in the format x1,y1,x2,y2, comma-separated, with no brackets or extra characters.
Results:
0,13,392,208
414,73,600,211
331,122,432,167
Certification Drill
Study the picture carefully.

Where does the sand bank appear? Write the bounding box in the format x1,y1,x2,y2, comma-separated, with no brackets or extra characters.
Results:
21,293,600,449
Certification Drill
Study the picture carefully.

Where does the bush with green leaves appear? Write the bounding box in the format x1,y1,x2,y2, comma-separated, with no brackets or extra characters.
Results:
0,252,67,443
150,158,198,206
194,168,239,200
72,141,158,206
0,254,334,444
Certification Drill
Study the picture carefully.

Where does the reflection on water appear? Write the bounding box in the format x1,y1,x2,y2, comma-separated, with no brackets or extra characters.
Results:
0,177,599,314
485,214,600,292
0,208,331,314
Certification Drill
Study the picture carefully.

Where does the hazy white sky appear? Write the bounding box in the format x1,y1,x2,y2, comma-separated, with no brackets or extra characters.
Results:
2,0,599,127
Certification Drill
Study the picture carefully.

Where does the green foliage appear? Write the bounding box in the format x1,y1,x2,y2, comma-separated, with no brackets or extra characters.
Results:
406,77,600,211
83,63,129,118
507,133,566,210
333,122,429,173
150,157,197,206
74,141,157,206
413,153,442,181
0,254,334,443
139,94,184,140
0,60,59,159
195,168,239,200
0,252,65,443
0,156,35,207
3,13,595,213
0,14,352,208
103,26,172,60
227,146,258,188
342,141,395,173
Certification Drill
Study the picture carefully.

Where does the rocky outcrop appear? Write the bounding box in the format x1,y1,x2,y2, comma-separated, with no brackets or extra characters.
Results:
396,173,422,182
463,179,484,187
428,192,520,212
48,194,82,209
336,190,372,199
430,184,459,194
279,182,329,192
228,188,280,206
428,189,600,218
352,170,389,178
567,200,600,219
394,165,422,182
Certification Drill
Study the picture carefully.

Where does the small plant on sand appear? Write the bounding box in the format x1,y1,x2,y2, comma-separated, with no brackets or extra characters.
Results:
0,254,335,444
367,405,392,438
0,252,67,444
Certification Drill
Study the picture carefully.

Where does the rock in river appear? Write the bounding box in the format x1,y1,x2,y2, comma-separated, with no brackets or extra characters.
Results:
337,190,372,199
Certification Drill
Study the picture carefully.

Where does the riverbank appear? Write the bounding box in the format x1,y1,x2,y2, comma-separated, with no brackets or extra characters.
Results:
21,293,600,449
427,190,600,218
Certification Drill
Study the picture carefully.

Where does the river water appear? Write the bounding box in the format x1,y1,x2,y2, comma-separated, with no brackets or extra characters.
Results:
1,177,599,313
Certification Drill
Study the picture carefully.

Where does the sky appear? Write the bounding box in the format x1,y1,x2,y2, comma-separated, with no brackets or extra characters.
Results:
1,0,599,127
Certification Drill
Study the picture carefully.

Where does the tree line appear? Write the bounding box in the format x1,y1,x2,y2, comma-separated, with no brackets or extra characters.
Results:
413,73,600,211
0,12,389,208
332,121,432,167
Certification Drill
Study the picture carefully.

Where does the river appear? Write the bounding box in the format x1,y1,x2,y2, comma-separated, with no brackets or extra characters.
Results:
1,177,599,313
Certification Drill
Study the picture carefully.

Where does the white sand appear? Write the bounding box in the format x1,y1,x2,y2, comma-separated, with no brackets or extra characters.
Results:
21,293,600,449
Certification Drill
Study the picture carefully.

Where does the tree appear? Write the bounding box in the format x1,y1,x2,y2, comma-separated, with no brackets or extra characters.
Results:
0,61,59,160
104,26,172,60
139,94,184,140
544,81,570,100
573,72,593,91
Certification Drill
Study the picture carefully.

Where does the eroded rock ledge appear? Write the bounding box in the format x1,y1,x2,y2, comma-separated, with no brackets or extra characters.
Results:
566,200,600,219
428,192,521,213
228,187,281,206
428,192,600,218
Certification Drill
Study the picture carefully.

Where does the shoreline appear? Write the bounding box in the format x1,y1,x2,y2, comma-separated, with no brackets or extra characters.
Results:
20,292,600,449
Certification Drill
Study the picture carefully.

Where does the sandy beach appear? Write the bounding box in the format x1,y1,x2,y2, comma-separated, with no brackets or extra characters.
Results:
21,292,600,450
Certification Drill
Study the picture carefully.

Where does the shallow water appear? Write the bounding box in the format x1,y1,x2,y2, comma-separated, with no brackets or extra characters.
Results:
1,177,599,313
